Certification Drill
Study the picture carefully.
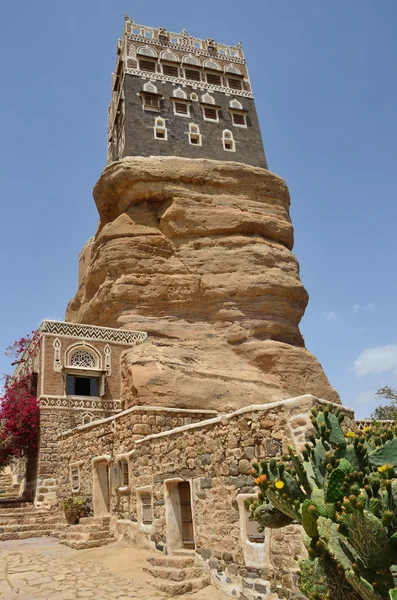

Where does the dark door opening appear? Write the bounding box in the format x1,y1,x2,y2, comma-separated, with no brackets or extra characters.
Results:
178,481,194,549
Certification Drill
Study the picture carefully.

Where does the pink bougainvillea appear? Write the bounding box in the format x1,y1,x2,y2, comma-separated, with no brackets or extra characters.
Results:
0,332,41,467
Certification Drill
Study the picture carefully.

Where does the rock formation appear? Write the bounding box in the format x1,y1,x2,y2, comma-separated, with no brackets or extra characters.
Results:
66,157,339,411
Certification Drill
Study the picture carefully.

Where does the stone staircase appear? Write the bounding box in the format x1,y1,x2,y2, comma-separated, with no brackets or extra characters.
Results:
59,516,115,549
145,550,210,595
0,471,20,500
0,502,68,541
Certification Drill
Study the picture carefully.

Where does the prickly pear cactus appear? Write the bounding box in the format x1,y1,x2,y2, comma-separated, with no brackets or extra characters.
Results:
247,404,397,600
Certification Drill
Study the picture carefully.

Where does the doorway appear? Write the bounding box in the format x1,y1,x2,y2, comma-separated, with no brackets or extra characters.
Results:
165,479,195,552
93,460,110,516
178,481,194,549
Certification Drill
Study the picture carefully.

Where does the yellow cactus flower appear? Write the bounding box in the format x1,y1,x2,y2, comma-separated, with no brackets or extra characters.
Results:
346,431,355,438
378,465,388,473
275,480,284,490
363,426,370,432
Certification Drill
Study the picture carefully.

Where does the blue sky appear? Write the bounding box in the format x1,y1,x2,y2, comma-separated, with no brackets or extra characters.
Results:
0,1,396,418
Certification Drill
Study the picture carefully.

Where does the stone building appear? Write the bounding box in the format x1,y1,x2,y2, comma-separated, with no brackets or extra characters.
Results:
108,15,267,168
3,15,350,600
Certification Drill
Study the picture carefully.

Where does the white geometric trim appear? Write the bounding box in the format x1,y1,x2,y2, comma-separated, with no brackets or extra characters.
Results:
39,395,122,412
53,338,62,372
39,320,147,346
104,344,111,375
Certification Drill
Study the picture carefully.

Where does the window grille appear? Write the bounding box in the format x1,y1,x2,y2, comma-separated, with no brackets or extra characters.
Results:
185,69,201,81
120,461,129,487
70,350,96,369
207,73,221,86
163,64,178,77
232,112,246,126
203,107,217,121
229,78,242,90
143,93,160,110
139,59,156,73
175,102,188,115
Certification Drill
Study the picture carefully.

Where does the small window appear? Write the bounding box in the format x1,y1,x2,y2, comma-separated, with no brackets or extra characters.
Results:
190,93,198,101
132,28,141,35
175,102,188,115
119,461,129,487
67,375,99,397
203,107,218,121
228,78,242,90
185,68,201,82
171,36,179,44
163,64,178,77
222,129,236,152
219,49,226,55
232,112,247,126
144,31,153,38
71,467,79,491
141,495,153,524
154,117,167,140
139,59,156,73
230,50,238,57
246,510,265,543
143,93,160,110
189,123,202,146
206,73,221,86
193,41,201,48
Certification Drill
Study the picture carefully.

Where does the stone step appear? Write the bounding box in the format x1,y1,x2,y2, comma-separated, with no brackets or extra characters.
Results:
0,520,66,532
0,529,64,542
0,503,35,513
79,516,111,525
0,512,62,523
144,565,205,582
60,537,115,550
150,576,210,595
65,523,110,534
147,555,195,569
59,530,111,542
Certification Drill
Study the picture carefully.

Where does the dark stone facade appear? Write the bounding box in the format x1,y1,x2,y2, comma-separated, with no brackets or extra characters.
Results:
119,74,268,169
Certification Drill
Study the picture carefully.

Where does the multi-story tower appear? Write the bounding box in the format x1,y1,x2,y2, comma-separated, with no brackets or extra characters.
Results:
108,15,268,168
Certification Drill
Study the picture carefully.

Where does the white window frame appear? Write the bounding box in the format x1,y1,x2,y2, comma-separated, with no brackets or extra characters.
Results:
202,106,219,123
188,123,202,146
222,129,236,152
69,460,84,494
230,110,247,128
115,451,133,494
172,100,191,118
154,117,168,140
136,486,155,534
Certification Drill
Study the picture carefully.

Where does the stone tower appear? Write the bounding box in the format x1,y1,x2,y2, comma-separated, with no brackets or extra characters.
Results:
108,15,267,168
68,17,339,412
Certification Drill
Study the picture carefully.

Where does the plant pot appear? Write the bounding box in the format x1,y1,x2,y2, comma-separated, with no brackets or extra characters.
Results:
64,508,79,525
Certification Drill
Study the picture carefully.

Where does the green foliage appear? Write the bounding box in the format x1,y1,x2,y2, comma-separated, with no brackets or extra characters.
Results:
61,497,86,510
248,404,397,600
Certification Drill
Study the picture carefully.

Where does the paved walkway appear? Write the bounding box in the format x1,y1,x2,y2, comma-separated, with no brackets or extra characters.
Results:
0,538,227,600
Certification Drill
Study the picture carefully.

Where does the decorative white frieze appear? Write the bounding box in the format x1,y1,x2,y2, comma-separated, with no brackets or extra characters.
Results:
125,69,253,99
39,395,122,412
39,321,147,346
104,344,112,375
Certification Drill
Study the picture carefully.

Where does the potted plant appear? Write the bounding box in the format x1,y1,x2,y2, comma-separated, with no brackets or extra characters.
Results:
62,497,85,525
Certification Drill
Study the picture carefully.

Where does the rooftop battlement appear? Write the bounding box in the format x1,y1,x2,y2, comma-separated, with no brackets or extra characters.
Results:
122,14,245,62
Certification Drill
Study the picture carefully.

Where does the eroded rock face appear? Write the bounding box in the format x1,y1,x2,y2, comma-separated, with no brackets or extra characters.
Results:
66,157,339,410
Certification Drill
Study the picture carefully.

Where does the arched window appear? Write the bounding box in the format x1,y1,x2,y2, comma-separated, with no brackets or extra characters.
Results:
189,123,202,146
222,130,236,152
225,65,241,74
161,50,178,62
230,99,243,110
154,117,167,140
137,47,157,73
70,350,97,369
173,88,187,99
137,46,157,57
82,412,94,426
183,55,200,66
201,93,215,105
143,81,158,94
204,59,220,70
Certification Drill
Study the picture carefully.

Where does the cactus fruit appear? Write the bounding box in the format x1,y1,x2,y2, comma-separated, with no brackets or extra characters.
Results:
248,404,397,600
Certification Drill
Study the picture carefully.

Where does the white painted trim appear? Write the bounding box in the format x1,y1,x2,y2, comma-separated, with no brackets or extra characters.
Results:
92,455,112,464
237,494,271,569
58,405,218,437
136,486,155,534
134,395,352,445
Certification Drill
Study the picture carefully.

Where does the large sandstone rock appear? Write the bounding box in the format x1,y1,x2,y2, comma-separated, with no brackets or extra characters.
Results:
66,157,339,411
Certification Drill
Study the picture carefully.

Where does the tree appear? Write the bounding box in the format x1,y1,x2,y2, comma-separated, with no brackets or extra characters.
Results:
370,387,397,421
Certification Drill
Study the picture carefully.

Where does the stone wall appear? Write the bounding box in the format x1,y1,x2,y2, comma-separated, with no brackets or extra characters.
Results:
56,395,355,599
